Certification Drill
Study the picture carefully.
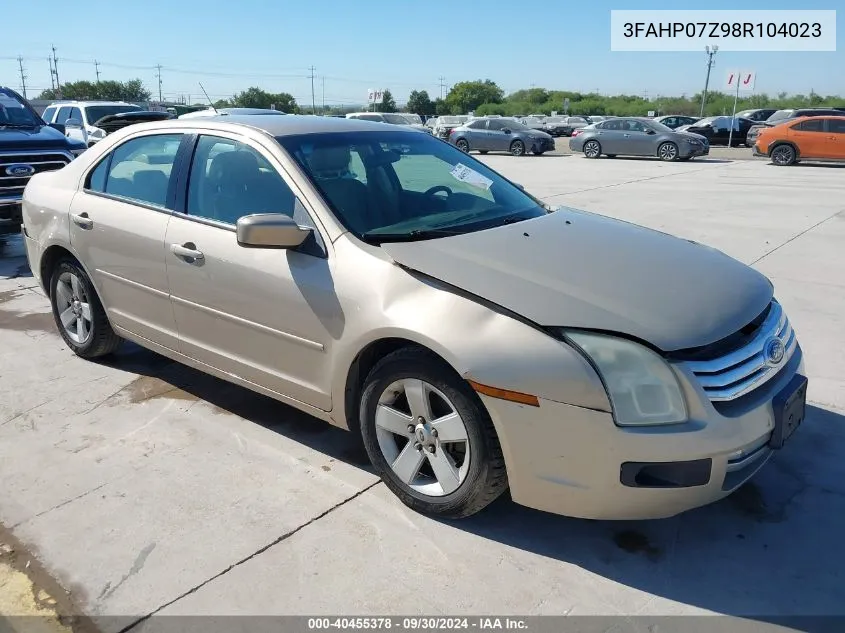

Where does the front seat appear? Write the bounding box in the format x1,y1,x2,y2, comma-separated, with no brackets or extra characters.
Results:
307,146,371,234
204,150,266,224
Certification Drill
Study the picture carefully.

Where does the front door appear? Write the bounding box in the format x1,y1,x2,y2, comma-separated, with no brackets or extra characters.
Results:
164,133,336,410
620,119,654,155
69,132,183,349
789,118,828,158
825,118,845,159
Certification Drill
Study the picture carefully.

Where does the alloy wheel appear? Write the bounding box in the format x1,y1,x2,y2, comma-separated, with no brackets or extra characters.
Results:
771,145,795,166
659,143,678,161
55,271,93,345
584,141,600,158
374,378,471,497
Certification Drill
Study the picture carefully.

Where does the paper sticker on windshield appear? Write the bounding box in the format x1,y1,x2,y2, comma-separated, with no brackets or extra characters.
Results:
450,163,493,190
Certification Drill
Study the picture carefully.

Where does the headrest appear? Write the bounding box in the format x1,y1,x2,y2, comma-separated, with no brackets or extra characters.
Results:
209,150,260,182
308,146,351,176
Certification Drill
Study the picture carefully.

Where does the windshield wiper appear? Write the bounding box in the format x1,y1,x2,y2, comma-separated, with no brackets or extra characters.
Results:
361,227,467,243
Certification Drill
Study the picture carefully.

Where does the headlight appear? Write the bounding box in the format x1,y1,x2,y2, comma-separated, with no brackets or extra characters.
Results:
562,331,687,426
686,138,700,144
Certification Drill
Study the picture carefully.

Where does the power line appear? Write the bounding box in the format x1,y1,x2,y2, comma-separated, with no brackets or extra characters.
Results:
17,56,27,98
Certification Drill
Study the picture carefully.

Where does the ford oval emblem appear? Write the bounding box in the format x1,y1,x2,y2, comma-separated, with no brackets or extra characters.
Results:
764,337,786,366
5,164,35,177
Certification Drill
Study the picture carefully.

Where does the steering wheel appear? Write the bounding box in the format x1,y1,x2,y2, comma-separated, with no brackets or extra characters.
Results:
423,185,453,199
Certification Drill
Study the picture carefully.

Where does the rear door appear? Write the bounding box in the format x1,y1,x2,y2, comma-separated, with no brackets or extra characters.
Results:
620,119,654,155
69,132,184,349
464,119,490,150
789,118,828,158
596,119,624,154
827,118,845,159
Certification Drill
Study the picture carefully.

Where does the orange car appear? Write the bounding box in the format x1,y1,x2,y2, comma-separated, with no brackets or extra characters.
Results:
754,116,845,166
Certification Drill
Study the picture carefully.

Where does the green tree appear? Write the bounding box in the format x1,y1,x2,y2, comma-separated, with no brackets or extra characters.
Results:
375,89,397,112
406,90,435,115
232,87,298,112
433,98,450,115
445,80,504,114
475,102,507,116
37,78,151,101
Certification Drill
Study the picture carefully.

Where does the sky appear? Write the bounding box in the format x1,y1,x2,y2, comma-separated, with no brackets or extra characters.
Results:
2,0,842,106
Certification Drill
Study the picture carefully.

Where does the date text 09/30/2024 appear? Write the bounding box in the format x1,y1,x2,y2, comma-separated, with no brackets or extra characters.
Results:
308,617,528,630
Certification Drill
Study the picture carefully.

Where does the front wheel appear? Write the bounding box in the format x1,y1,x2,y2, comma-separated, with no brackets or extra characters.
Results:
583,140,601,158
509,140,525,156
455,138,469,153
359,348,508,519
658,142,679,161
50,258,122,358
770,144,797,166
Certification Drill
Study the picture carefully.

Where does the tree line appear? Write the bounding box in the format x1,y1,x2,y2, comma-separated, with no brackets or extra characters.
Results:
38,78,842,118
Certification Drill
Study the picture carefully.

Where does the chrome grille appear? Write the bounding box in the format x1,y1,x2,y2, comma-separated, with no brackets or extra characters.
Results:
686,301,797,402
0,151,72,202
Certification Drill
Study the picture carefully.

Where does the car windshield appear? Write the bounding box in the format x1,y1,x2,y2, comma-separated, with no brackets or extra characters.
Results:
383,113,412,125
85,104,143,124
502,120,530,131
0,88,42,127
767,110,794,122
277,130,547,242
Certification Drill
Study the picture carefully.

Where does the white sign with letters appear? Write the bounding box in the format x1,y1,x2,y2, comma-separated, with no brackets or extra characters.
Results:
367,89,385,104
725,70,756,92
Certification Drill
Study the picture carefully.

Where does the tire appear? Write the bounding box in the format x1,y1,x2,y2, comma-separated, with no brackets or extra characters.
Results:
359,347,508,519
583,140,601,158
770,144,797,166
658,142,679,162
49,258,122,359
678,156,692,162
455,138,469,153
606,154,617,158
532,150,544,156
509,140,525,156
478,150,488,155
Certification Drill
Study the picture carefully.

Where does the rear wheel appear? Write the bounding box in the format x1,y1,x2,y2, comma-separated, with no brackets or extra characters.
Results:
583,140,601,158
509,140,525,156
658,142,679,161
770,144,797,166
455,138,469,153
359,348,508,519
49,258,122,358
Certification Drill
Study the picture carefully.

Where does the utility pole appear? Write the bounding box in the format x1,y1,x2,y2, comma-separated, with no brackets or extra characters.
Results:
438,76,446,100
17,56,27,99
699,45,718,117
321,76,325,112
51,45,62,98
94,60,101,83
155,64,163,102
308,66,316,114
48,57,55,91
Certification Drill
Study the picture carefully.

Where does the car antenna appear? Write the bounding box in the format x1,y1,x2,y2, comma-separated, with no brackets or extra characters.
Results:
199,83,218,114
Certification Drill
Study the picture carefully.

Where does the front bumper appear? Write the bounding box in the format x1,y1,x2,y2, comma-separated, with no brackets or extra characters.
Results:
481,346,805,520
681,143,709,158
753,144,767,157
530,138,555,153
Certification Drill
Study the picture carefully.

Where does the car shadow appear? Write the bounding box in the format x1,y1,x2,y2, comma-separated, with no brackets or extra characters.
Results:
769,162,845,169
601,156,734,164
0,235,32,281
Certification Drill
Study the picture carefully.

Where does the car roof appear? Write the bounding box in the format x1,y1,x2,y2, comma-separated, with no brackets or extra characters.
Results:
48,100,135,106
133,114,424,137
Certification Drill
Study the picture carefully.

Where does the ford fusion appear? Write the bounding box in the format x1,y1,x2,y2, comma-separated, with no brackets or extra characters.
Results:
21,116,806,519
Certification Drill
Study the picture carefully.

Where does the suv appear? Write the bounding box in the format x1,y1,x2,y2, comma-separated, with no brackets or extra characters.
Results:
1,87,86,237
41,100,145,147
734,109,778,123
747,108,845,146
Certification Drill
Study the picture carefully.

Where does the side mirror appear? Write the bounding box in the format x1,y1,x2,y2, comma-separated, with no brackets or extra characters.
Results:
48,123,66,134
502,128,512,134
64,118,83,129
236,213,312,249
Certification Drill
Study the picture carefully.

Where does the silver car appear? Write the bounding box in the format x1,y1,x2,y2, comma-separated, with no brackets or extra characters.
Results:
449,118,555,156
22,116,805,520
570,117,709,161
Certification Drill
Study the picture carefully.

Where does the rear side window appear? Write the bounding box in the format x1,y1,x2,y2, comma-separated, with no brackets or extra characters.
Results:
86,134,182,208
55,107,73,124
42,106,57,123
829,119,845,134
68,107,82,123
793,119,824,132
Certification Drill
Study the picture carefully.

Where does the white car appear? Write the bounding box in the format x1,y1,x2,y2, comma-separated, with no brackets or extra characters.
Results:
41,101,144,147
345,112,429,133
178,107,287,119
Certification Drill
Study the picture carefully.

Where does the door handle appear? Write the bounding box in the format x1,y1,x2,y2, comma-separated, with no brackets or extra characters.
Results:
170,243,204,261
71,212,93,229
623,133,631,137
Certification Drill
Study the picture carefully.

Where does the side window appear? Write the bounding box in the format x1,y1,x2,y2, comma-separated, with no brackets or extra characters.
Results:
487,120,506,131
68,107,82,123
101,134,182,207
467,120,487,130
626,120,648,132
87,159,109,192
187,136,296,225
54,107,72,124
42,107,57,123
794,119,824,132
829,119,845,134
603,120,620,130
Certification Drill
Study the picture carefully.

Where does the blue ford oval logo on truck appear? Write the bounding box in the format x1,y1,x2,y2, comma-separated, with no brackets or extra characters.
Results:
5,164,35,177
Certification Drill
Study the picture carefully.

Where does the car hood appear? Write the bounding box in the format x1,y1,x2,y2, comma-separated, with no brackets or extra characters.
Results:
381,209,772,352
525,130,553,139
0,124,81,151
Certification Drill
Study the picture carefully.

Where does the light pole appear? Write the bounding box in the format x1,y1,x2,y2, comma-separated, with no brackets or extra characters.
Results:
700,45,718,117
